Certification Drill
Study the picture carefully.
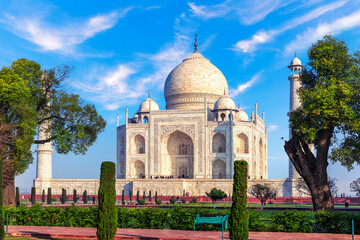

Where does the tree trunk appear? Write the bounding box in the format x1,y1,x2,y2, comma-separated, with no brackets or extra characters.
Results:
3,173,15,206
284,128,334,211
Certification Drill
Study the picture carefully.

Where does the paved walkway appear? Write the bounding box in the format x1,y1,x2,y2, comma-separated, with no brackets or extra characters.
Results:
6,226,357,239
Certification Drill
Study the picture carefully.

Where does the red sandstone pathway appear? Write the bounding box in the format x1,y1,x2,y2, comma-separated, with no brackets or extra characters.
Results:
6,226,358,240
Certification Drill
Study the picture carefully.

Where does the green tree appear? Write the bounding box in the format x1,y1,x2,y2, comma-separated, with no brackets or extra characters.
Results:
61,188,66,204
73,189,77,203
30,187,36,205
205,188,227,206
284,35,360,211
350,178,360,196
41,189,45,203
249,184,276,205
15,187,20,206
229,160,248,240
47,188,52,204
0,59,106,205
83,190,88,204
97,161,117,240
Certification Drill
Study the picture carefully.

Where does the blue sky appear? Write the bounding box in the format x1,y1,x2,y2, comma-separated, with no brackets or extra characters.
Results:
1,0,360,195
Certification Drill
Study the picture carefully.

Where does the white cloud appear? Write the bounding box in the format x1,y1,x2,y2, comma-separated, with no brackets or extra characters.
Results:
268,124,279,132
284,9,360,55
233,0,347,52
188,0,292,25
1,8,131,53
229,71,263,97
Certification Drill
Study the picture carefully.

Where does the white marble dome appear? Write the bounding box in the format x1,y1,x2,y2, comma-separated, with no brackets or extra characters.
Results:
214,96,236,110
138,98,160,112
236,109,249,121
164,50,229,110
290,56,302,66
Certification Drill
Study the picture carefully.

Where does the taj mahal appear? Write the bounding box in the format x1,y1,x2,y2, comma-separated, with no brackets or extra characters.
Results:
34,39,303,197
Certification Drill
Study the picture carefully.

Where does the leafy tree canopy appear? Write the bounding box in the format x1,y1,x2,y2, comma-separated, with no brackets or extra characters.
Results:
249,183,276,205
350,178,360,196
205,188,227,204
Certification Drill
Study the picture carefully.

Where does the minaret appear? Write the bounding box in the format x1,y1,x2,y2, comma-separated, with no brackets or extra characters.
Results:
288,53,303,179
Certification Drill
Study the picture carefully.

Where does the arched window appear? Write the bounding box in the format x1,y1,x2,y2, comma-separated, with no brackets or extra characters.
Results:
143,116,149,123
134,160,145,179
119,136,125,155
220,113,226,121
212,159,226,179
237,133,249,153
133,135,145,154
212,132,226,153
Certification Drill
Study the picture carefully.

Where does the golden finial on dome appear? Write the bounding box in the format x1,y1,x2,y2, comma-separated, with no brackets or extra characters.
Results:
194,33,198,52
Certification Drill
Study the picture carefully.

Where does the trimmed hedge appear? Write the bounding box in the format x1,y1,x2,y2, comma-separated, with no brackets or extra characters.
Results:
3,205,360,234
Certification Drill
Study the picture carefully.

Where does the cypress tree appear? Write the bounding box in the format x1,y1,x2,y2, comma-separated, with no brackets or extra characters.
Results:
136,191,139,202
155,191,157,202
143,191,145,200
129,191,132,202
83,190,88,204
229,160,249,240
61,189,66,204
73,189,77,203
0,156,4,240
149,191,152,202
121,190,124,204
41,189,45,202
15,187,20,206
96,161,117,240
30,187,36,205
47,188,52,204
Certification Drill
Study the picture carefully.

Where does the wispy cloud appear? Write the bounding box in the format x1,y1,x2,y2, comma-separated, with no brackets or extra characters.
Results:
188,0,292,25
0,8,131,53
229,71,263,97
234,0,347,52
268,124,279,132
284,9,360,55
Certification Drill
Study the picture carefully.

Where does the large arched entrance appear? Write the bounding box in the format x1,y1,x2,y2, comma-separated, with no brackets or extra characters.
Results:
212,159,226,179
134,160,145,179
161,130,194,178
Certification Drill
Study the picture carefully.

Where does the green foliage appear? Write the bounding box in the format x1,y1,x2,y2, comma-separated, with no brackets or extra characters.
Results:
30,187,36,205
47,188,51,204
350,178,360,196
83,190,88,204
192,198,197,203
129,191,132,202
181,198,186,204
149,191,152,202
97,161,117,240
249,184,276,205
136,191,139,202
155,191,157,201
61,189,66,204
2,206,360,234
230,160,249,240
41,190,45,203
170,198,176,204
155,199,162,205
138,199,145,205
52,197,57,202
15,187,20,206
289,35,360,170
205,188,227,203
121,190,124,203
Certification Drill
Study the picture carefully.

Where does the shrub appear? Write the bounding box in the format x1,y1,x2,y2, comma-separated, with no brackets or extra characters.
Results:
97,161,117,240
73,190,78,203
121,190,124,204
230,160,249,240
136,191,140,202
129,191,132,202
30,187,36,205
15,187,20,206
83,190,88,204
41,190,45,203
52,197,57,202
181,198,186,204
170,198,176,204
155,199,162,205
47,188,52,204
155,191,158,202
122,201,125,205
149,191,152,202
192,198,197,203
270,210,314,233
205,188,227,204
138,199,145,205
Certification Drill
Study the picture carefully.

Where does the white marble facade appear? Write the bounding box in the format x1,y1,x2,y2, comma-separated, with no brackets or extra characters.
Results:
34,45,303,197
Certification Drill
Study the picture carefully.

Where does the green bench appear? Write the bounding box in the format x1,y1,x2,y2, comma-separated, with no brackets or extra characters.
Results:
193,214,228,240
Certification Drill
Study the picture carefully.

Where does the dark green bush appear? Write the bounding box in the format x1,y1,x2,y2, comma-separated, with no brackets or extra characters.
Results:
270,210,315,233
182,198,186,204
30,187,36,205
83,190,88,204
138,199,145,205
97,161,117,240
136,191,140,202
230,160,248,240
73,190,77,203
41,190,45,203
121,190,124,204
61,189,66,204
52,197,57,202
15,187,20,206
47,188,52,204
170,198,176,204
155,199,162,205
192,198,197,203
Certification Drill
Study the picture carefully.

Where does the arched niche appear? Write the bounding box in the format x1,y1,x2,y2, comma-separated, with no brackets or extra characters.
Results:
220,113,226,121
143,116,149,123
119,161,125,178
259,138,263,178
119,136,125,155
236,133,249,153
212,159,226,179
134,160,145,179
161,130,194,178
212,132,226,153
132,134,145,154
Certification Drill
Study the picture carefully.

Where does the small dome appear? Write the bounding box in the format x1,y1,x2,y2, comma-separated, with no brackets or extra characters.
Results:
138,98,160,112
289,56,303,67
214,96,236,110
236,109,249,121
